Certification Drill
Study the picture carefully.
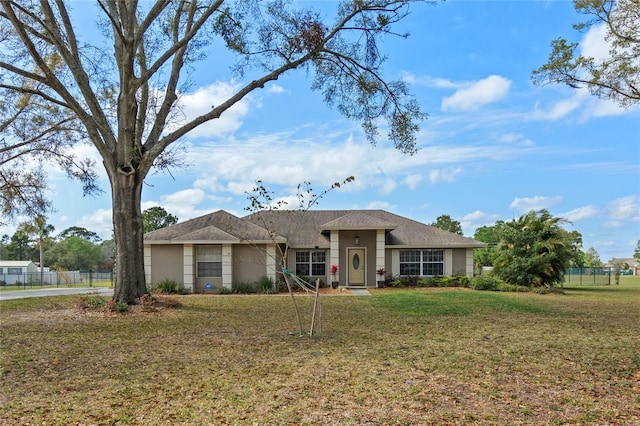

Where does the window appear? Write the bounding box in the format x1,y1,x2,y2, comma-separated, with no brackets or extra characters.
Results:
7,267,22,275
399,249,444,276
197,245,222,278
295,250,326,276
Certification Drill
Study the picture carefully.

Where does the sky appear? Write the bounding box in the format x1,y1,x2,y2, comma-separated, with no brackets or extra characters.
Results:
2,0,639,262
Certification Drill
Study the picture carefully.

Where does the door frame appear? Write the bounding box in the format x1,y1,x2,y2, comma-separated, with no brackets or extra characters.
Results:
347,247,367,287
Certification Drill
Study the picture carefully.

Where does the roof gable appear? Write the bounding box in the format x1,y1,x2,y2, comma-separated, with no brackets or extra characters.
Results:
321,212,397,231
144,210,283,243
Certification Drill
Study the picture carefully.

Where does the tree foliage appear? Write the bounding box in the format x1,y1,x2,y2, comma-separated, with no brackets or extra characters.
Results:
430,214,463,235
532,0,640,107
58,226,102,243
45,236,103,271
492,210,578,288
472,223,503,267
142,207,178,233
0,0,429,303
583,247,603,268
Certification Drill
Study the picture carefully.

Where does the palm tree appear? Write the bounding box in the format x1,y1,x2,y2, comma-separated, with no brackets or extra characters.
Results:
493,210,575,287
19,215,55,285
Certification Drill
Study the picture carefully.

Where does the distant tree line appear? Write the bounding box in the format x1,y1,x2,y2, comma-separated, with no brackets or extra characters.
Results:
0,207,178,272
431,210,637,289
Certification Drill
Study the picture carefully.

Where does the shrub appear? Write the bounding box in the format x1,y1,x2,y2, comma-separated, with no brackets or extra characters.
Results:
276,279,289,293
76,294,107,310
497,282,530,293
152,278,187,295
456,276,471,288
106,300,129,313
390,278,405,288
257,275,275,294
218,286,232,294
532,286,565,295
232,281,257,294
471,275,502,291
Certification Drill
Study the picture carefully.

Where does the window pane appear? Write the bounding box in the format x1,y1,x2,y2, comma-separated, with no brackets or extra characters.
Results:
296,264,310,276
400,263,420,276
197,245,221,262
311,251,325,263
423,263,443,276
400,250,420,262
296,251,309,263
197,262,221,277
311,263,325,276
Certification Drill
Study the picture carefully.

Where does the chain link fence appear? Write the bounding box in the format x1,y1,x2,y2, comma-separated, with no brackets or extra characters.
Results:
0,270,113,288
564,267,614,285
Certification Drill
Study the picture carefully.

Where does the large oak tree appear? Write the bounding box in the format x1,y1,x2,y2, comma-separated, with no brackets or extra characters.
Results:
0,0,427,303
532,0,639,107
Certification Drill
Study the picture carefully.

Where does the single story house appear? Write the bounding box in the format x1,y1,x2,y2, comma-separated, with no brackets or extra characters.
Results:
605,258,638,276
143,209,486,292
0,260,38,285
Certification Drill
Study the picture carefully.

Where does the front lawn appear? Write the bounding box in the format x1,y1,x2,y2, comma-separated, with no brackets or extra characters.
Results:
1,285,638,425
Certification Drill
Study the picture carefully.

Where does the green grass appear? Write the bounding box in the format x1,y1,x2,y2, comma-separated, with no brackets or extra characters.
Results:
1,284,639,425
374,288,551,316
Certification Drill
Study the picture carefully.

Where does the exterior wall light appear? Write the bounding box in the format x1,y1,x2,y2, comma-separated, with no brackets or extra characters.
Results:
354,235,360,245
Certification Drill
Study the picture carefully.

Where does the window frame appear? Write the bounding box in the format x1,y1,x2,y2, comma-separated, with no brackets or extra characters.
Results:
196,245,222,278
399,249,444,276
295,250,326,276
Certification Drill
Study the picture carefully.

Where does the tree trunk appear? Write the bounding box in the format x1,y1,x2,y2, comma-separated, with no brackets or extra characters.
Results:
111,170,147,304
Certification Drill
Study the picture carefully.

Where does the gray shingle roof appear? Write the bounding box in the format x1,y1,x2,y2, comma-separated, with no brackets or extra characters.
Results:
144,210,282,243
244,210,485,248
144,209,486,249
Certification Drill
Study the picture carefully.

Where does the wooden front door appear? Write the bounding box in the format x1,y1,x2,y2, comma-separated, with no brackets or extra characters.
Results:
348,248,365,286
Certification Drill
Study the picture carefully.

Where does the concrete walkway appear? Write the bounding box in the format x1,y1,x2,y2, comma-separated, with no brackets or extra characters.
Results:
349,289,372,296
0,287,113,301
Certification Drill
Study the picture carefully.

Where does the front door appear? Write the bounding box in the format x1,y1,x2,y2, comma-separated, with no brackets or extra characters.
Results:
348,248,365,286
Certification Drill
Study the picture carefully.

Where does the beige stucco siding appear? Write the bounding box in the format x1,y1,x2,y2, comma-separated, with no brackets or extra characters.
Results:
232,244,267,283
451,248,469,276
149,245,183,286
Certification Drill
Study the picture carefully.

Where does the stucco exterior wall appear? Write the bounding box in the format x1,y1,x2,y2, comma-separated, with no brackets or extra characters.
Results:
149,245,183,286
232,244,267,283
451,248,469,276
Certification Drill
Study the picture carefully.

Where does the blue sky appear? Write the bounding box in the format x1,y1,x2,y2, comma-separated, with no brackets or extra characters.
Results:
2,1,639,261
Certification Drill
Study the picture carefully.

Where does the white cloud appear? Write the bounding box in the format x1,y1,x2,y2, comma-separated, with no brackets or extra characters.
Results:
580,23,609,63
441,75,512,112
606,195,640,220
172,82,250,139
78,208,113,239
366,201,396,210
510,195,563,213
530,94,583,121
497,133,534,147
404,174,422,189
402,72,463,89
141,189,211,222
380,179,397,195
161,188,205,206
267,83,285,94
561,205,599,222
428,167,462,183
460,210,501,236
